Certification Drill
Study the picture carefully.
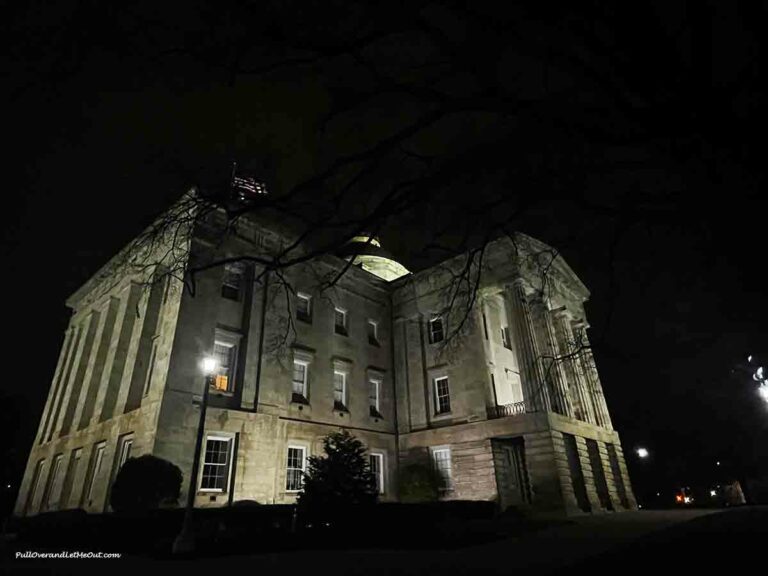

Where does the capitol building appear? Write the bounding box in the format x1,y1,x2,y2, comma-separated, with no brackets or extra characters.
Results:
16,195,636,517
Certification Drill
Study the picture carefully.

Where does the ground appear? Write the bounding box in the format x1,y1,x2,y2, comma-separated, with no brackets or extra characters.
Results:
4,507,767,574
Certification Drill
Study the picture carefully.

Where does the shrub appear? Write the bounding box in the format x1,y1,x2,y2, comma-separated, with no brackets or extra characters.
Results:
297,430,377,525
109,454,182,513
398,462,443,503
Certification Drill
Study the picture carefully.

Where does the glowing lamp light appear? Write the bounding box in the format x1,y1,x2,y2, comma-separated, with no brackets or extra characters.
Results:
675,494,684,503
710,490,717,497
683,496,693,504
636,447,649,459
201,357,218,376
748,355,753,363
758,384,768,404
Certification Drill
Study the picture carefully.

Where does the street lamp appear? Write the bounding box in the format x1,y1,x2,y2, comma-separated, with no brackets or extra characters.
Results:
173,355,217,554
636,447,650,459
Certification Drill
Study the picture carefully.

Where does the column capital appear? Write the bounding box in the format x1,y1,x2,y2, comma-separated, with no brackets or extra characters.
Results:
571,318,590,330
551,305,572,320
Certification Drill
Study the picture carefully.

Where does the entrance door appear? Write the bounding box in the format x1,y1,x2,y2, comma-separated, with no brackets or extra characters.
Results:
495,438,531,508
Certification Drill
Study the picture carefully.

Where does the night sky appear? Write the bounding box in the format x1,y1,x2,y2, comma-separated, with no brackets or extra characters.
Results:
2,2,767,513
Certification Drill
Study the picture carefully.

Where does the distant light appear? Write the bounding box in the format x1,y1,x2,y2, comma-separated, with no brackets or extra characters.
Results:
201,357,217,375
716,461,721,466
6,484,10,489
638,504,643,509
710,490,717,497
748,355,753,363
675,494,684,503
683,496,693,504
656,492,660,497
636,447,649,459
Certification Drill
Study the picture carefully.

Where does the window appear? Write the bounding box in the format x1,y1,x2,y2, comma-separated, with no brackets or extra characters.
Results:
431,448,453,490
482,312,489,340
200,436,232,492
501,326,512,349
221,262,246,300
212,336,238,393
84,442,106,506
296,293,312,322
25,459,45,514
367,320,379,346
292,360,309,402
434,376,451,414
333,371,347,411
59,449,81,510
369,378,382,417
429,316,444,344
334,307,348,335
42,454,63,511
369,453,384,494
286,446,306,492
143,340,158,396
117,434,133,471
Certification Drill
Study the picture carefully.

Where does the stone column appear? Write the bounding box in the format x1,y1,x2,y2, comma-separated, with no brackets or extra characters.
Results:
36,327,75,444
504,279,550,413
572,321,613,430
552,309,596,425
530,295,573,417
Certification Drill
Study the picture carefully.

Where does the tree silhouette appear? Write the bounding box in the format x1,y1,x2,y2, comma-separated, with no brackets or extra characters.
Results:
297,430,377,526
110,454,182,514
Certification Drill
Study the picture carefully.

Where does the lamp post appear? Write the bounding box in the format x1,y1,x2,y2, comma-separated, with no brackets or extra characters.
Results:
173,356,217,554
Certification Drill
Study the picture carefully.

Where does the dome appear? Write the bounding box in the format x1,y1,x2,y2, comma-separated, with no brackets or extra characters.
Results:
337,234,410,282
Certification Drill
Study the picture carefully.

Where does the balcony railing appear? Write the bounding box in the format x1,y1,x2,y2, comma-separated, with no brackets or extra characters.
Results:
487,401,527,419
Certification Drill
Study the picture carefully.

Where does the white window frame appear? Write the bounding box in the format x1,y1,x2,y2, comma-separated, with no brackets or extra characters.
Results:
292,359,309,398
367,319,379,345
296,292,312,321
501,326,512,349
212,329,241,394
433,376,451,415
333,370,347,409
334,307,348,335
369,452,385,494
221,262,245,300
431,446,454,491
199,435,234,493
369,378,381,415
117,434,134,471
286,445,307,492
85,442,106,506
429,316,445,344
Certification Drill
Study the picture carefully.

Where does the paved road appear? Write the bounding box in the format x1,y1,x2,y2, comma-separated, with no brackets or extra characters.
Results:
7,507,766,575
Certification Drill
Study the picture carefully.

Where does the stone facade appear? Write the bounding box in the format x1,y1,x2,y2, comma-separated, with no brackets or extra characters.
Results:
15,203,636,517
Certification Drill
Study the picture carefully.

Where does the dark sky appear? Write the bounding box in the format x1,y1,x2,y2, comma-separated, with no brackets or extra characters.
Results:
2,1,767,510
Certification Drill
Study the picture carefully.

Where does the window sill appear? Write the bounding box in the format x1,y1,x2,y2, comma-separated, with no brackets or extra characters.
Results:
333,402,350,414
334,328,348,337
209,388,234,397
368,339,380,347
291,393,310,405
369,408,383,419
296,314,312,324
